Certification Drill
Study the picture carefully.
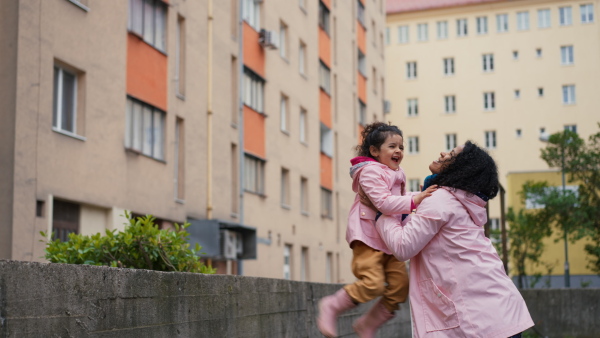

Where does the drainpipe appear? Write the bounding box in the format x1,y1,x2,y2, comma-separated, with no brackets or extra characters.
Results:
206,0,214,219
237,0,245,275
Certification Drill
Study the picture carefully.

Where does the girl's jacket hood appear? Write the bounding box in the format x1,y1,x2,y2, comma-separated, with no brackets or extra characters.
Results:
349,156,383,192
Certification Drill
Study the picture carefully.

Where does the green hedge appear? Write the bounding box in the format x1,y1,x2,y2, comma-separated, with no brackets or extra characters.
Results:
41,212,215,274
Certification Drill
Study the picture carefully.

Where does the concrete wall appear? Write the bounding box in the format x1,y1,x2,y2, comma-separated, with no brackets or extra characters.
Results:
0,260,411,338
1,260,599,338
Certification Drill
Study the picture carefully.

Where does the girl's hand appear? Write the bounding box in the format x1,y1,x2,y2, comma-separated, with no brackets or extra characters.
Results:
413,185,438,205
358,187,379,212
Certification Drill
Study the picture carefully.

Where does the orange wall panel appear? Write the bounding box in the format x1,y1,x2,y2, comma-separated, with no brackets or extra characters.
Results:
320,153,333,190
243,22,265,77
126,34,167,111
357,22,366,54
319,90,332,128
243,106,266,158
319,28,331,67
358,73,367,103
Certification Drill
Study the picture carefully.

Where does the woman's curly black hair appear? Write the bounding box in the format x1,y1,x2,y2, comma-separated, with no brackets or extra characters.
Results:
431,141,499,199
355,122,403,158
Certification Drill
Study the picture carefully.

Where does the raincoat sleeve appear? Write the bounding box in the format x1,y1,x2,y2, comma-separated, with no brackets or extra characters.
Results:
375,191,447,261
358,166,413,215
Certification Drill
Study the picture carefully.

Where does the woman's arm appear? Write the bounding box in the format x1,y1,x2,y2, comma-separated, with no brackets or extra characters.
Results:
375,192,447,261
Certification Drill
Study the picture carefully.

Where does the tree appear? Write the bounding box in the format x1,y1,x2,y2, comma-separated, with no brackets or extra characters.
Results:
42,212,216,274
506,182,553,288
540,125,600,273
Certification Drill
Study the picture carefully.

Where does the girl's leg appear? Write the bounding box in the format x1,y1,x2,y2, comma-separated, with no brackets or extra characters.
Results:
344,241,386,303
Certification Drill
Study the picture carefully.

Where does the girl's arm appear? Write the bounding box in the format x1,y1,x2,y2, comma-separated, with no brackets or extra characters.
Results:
359,166,413,215
375,192,447,261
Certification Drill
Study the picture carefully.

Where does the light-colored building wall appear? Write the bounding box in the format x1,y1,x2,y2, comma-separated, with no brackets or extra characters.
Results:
1,0,387,284
386,0,600,281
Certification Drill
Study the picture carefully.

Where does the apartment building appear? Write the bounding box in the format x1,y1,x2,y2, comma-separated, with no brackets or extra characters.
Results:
0,0,387,283
386,0,600,286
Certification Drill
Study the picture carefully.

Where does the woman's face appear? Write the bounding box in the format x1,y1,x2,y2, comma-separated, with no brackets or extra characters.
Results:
429,145,464,174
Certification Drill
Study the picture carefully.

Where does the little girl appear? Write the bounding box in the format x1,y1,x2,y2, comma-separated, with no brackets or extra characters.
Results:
317,122,436,338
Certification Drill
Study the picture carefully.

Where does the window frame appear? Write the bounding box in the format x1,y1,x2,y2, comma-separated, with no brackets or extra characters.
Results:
581,4,595,23
496,13,509,32
444,95,456,114
408,136,419,154
244,153,266,195
483,92,496,111
407,98,418,117
243,67,265,114
443,57,455,75
128,0,167,52
476,16,488,34
417,23,428,42
561,45,574,65
53,65,80,137
398,25,409,43
456,18,468,37
559,6,573,26
562,85,576,104
320,187,333,219
538,9,551,28
445,133,457,152
517,11,530,30
318,1,331,34
437,20,448,39
485,130,497,149
406,61,417,79
482,53,494,72
125,96,166,160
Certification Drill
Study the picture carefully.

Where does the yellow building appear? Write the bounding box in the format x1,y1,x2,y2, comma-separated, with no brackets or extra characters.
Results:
0,0,387,283
386,0,600,286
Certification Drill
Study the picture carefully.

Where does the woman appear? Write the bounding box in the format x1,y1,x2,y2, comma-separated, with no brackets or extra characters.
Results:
365,141,533,338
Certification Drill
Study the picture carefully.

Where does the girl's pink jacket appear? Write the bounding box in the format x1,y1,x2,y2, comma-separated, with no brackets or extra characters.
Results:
347,160,414,255
376,188,534,338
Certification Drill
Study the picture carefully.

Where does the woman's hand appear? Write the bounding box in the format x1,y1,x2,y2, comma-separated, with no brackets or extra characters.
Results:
413,185,438,206
358,187,379,212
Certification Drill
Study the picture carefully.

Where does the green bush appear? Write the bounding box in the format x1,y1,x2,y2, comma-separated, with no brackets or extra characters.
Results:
41,212,216,274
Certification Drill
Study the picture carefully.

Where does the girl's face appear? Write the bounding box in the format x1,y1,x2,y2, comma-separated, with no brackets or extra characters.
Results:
429,145,464,174
370,134,404,170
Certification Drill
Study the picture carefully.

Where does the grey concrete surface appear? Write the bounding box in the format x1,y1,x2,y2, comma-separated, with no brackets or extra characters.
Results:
0,260,412,337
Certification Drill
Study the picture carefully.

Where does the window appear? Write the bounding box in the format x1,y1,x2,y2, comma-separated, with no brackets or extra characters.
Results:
457,18,468,37
406,61,417,79
408,136,419,154
231,143,239,213
482,53,494,72
385,27,390,45
443,58,455,75
128,0,167,52
485,131,497,149
300,177,309,214
279,22,288,58
437,21,448,39
242,0,260,30
565,125,577,133
476,16,488,34
538,87,544,97
320,123,334,157
409,179,420,192
515,89,521,99
300,247,309,281
281,168,290,207
176,15,186,97
319,61,331,94
372,20,377,46
489,218,500,243
445,133,457,152
561,46,574,65
538,9,551,28
357,0,365,26
581,4,594,23
484,92,495,110
497,14,508,32
283,244,292,280
319,1,330,34
559,6,572,26
174,118,185,201
280,94,289,132
539,127,546,137
299,41,306,75
372,67,377,93
398,25,409,43
321,188,333,218
562,85,576,104
516,129,522,138
417,23,428,41
52,200,80,242
359,100,367,125
244,154,265,195
300,108,307,143
358,49,366,75
444,95,456,113
517,11,529,30
125,97,165,160
407,98,418,117
536,48,542,57
513,50,519,60
53,65,80,135
326,252,333,283
243,68,264,113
